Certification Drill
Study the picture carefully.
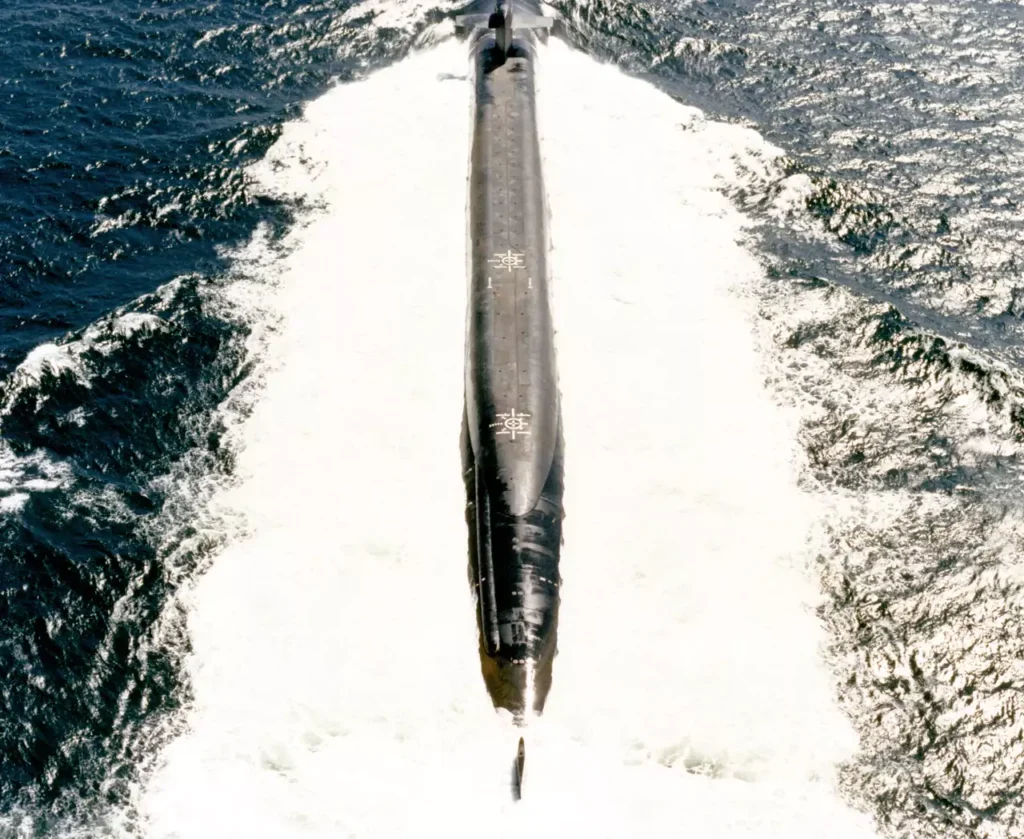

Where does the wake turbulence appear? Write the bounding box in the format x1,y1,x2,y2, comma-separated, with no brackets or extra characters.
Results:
457,0,563,761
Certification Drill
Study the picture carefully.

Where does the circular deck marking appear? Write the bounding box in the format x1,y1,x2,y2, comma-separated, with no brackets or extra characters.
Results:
490,408,532,440
488,249,525,272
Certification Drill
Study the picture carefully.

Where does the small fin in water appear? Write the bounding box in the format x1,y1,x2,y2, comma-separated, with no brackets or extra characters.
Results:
512,736,526,800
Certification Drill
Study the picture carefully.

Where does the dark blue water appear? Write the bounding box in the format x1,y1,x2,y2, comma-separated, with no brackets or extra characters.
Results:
0,1,431,831
2,1,1023,836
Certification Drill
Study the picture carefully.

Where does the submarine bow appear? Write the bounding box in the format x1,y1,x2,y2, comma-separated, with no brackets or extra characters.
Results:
457,0,564,722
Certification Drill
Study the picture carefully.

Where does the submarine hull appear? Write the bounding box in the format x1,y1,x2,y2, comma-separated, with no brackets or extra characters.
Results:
461,17,564,719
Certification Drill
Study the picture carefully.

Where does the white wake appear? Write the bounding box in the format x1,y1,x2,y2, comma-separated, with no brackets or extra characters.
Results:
139,38,877,839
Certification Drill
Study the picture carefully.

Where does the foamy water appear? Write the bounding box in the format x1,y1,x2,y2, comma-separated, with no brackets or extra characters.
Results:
139,38,878,839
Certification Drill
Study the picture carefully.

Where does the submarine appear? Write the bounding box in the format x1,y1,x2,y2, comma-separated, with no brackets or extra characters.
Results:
456,0,564,742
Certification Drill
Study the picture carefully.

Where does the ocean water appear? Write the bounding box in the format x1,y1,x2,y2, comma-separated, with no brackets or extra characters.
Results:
1,1,1021,838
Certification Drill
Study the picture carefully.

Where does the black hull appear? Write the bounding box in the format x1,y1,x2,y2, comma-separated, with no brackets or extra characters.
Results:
462,417,562,716
461,16,564,719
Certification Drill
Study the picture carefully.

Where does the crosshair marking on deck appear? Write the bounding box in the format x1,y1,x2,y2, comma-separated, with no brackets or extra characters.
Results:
490,409,532,440
488,250,525,272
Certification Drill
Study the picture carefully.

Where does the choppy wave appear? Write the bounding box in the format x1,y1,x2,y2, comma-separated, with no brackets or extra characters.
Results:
3,0,1024,837
752,269,1024,838
544,3,1024,834
0,0,464,832
112,37,878,839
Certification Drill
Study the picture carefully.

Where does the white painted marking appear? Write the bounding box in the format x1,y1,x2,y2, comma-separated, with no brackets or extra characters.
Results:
489,408,531,440
487,249,525,272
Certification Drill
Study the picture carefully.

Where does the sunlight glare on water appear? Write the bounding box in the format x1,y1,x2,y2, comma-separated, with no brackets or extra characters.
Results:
140,38,877,839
